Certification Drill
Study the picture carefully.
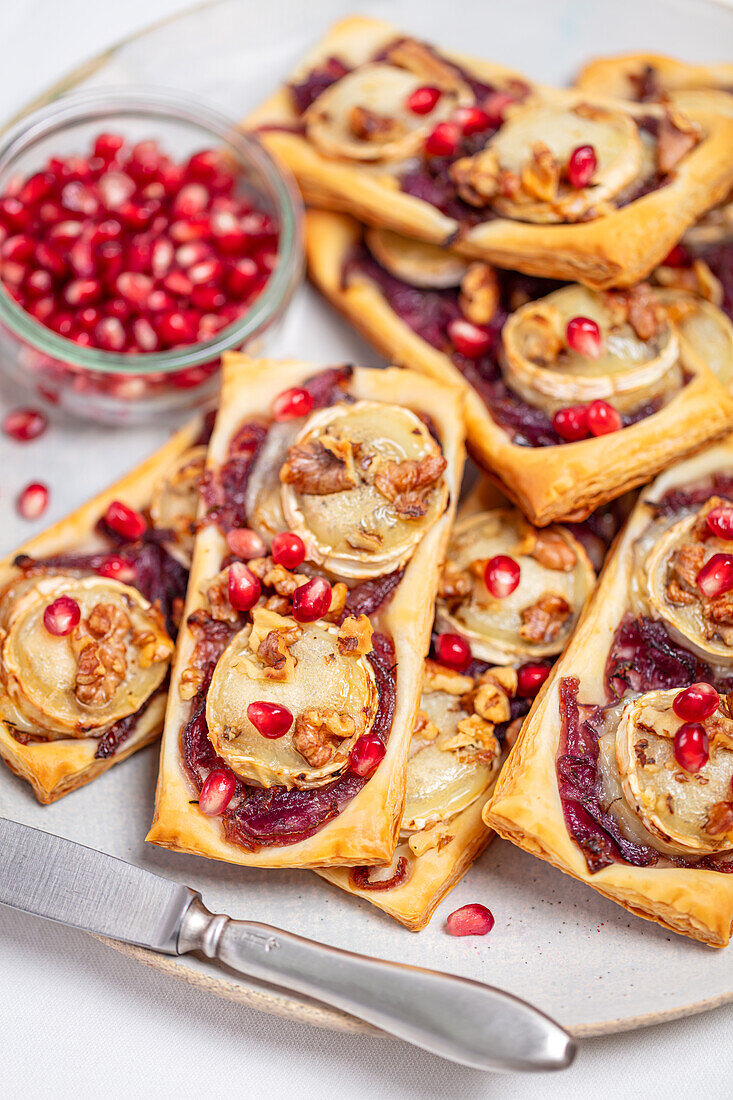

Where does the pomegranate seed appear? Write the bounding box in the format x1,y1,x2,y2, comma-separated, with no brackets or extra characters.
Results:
226,527,267,560
64,277,102,307
43,595,80,636
24,270,54,297
567,144,597,189
698,553,733,598
706,507,733,540
247,701,293,738
28,296,54,323
517,663,550,698
176,241,211,268
170,215,209,242
484,555,520,598
35,242,67,278
186,150,223,182
156,310,197,346
147,289,175,313
292,576,332,623
271,531,306,569
191,285,226,311
95,317,126,351
448,318,492,359
674,722,709,773
104,500,147,541
17,481,49,519
406,86,442,114
116,271,153,306
2,234,34,262
198,769,236,816
227,257,258,296
0,196,29,229
553,405,589,442
174,183,209,217
133,318,158,351
349,733,386,777
18,172,53,206
662,244,690,268
586,400,622,437
48,310,75,337
435,633,471,671
673,682,719,722
566,316,602,359
94,132,125,161
96,554,136,583
98,171,136,209
455,106,493,135
425,121,460,157
272,387,313,421
188,258,223,285
3,407,47,442
227,562,261,611
162,270,193,297
445,903,494,937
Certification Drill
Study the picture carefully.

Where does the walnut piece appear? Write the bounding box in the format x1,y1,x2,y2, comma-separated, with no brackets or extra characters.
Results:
203,570,239,623
704,800,733,837
604,283,661,342
459,263,500,326
519,307,564,363
657,109,701,175
422,659,474,695
480,665,518,698
528,530,578,572
386,38,466,93
521,142,560,203
373,453,446,519
349,105,405,144
337,614,373,657
293,708,356,767
450,148,502,206
438,559,472,604
519,593,570,643
280,439,357,495
413,708,440,742
248,556,308,598
179,666,205,701
443,713,498,755
473,681,512,723
72,603,130,707
248,608,300,682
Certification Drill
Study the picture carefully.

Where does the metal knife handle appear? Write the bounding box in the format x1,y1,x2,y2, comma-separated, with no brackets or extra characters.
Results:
178,896,574,1072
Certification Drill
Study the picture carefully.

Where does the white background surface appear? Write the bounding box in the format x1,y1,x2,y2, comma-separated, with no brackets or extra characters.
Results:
1,2,732,1097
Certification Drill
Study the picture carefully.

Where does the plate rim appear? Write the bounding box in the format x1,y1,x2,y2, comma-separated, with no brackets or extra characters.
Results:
9,0,733,1043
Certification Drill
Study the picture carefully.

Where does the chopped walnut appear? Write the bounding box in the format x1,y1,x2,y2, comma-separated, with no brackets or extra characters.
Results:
438,559,472,604
386,38,466,93
604,283,662,342
280,439,357,495
657,109,701,175
705,710,733,751
519,306,564,363
521,142,560,203
408,826,454,858
203,570,239,623
667,543,705,604
179,666,205,700
349,105,405,144
324,582,348,623
443,713,498,756
293,708,356,768
423,660,474,695
704,800,733,837
519,529,577,571
373,453,446,519
480,665,518,698
131,606,172,668
248,608,300,681
459,263,500,326
450,148,502,206
519,593,571,643
248,556,308,598
72,603,130,707
703,591,733,646
337,614,373,657
413,709,440,742
473,681,512,724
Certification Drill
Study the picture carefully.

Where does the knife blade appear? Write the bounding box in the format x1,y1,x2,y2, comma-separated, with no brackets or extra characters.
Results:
0,816,575,1072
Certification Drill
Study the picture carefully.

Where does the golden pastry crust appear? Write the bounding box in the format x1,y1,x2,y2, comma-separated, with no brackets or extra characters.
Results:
305,209,733,525
0,418,203,803
247,17,733,288
317,795,494,931
575,52,733,100
147,354,465,869
484,439,733,947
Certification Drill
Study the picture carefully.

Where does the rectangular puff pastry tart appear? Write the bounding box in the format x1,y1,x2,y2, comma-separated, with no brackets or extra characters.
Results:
317,490,596,929
147,353,465,869
305,209,733,525
0,416,209,803
247,16,733,288
484,439,733,946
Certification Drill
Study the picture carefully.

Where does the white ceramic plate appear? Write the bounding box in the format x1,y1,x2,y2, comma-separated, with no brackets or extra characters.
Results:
2,0,733,1039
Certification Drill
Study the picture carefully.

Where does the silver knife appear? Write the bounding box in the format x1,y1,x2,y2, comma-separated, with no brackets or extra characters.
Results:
0,816,574,1072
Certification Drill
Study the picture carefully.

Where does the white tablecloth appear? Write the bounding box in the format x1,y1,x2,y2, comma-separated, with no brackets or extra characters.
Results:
2,2,732,1096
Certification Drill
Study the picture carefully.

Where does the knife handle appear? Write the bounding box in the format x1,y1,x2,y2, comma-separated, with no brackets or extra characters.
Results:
177,896,574,1072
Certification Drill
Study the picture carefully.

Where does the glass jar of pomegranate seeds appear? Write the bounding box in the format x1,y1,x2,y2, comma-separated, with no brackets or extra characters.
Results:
0,88,303,424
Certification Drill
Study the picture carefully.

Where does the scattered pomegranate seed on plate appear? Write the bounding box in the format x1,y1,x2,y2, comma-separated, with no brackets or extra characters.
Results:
445,903,495,937
43,595,81,636
3,407,48,442
247,701,293,739
198,769,236,816
17,481,49,519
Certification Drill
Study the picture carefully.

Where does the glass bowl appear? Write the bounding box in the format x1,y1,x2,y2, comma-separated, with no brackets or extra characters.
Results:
0,87,303,424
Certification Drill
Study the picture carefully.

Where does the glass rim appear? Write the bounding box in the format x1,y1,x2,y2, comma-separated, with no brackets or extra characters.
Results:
0,85,303,375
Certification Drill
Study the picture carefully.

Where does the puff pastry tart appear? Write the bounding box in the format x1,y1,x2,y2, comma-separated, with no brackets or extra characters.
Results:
318,502,594,928
305,209,733,524
485,439,733,946
0,417,208,803
147,354,464,869
247,16,733,287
